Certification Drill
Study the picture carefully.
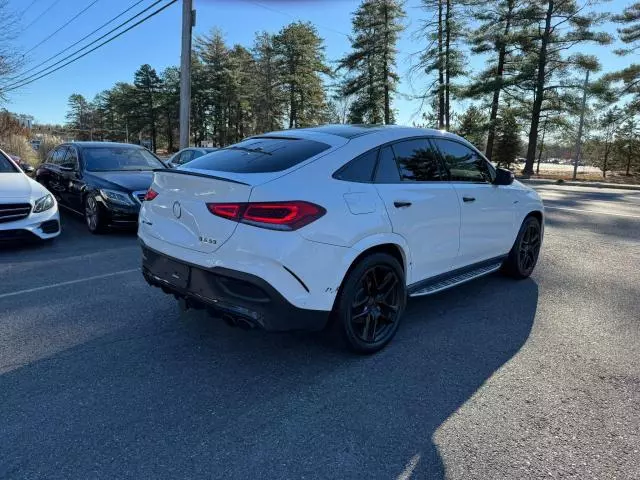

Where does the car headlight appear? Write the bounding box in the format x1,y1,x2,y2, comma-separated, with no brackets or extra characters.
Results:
33,194,55,213
99,189,135,206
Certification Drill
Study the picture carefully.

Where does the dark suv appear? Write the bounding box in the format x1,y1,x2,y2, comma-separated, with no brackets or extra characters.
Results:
36,142,166,233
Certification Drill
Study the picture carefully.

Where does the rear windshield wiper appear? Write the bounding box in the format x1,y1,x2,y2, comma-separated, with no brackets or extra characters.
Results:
224,146,272,155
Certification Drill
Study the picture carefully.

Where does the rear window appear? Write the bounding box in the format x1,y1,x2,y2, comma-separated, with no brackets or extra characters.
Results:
84,147,165,172
184,137,330,173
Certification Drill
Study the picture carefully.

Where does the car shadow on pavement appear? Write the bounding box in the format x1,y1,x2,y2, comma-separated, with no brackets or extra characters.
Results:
0,210,137,262
0,274,538,480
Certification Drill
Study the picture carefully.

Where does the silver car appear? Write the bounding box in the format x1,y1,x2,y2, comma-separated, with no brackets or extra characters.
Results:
167,147,218,168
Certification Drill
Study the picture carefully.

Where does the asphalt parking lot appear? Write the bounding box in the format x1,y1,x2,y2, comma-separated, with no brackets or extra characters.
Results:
1,185,639,480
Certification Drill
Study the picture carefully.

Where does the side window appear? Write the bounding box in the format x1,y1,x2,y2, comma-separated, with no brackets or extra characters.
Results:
192,150,205,160
333,149,378,183
179,150,194,164
392,139,446,182
433,139,492,183
52,147,68,166
374,146,401,183
62,147,79,169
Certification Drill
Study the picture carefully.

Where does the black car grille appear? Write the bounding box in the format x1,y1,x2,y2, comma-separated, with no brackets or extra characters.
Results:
0,203,31,224
136,193,146,202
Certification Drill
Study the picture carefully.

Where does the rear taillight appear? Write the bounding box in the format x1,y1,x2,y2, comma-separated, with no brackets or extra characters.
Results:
144,189,158,201
206,201,326,231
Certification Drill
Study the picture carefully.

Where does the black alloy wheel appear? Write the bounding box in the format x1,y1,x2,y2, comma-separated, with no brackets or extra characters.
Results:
336,253,406,353
518,220,541,274
350,265,402,343
502,216,542,279
85,194,106,234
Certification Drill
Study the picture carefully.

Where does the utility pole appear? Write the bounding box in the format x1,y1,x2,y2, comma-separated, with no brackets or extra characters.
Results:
572,69,589,181
179,0,194,150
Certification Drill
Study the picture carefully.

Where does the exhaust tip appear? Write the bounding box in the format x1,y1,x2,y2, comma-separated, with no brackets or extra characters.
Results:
235,317,256,330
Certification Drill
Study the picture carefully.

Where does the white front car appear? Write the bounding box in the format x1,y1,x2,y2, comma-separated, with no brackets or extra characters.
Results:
0,151,60,241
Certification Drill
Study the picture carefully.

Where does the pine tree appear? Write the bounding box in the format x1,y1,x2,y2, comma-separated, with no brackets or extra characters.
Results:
465,0,533,159
226,45,256,143
252,32,285,133
412,0,465,130
521,0,611,174
65,94,94,140
338,0,405,124
454,105,487,150
133,64,163,152
159,67,180,152
614,2,640,53
273,22,331,128
595,107,624,178
493,108,522,168
196,29,230,145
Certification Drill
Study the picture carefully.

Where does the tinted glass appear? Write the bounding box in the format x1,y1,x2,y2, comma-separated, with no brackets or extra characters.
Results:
392,139,445,182
374,146,401,183
433,139,492,183
0,152,18,172
52,147,68,165
62,147,79,169
191,150,205,160
83,147,165,172
334,149,378,182
185,137,330,173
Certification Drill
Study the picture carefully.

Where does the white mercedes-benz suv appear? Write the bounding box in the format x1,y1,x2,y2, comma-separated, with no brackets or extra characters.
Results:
0,149,60,242
139,125,543,352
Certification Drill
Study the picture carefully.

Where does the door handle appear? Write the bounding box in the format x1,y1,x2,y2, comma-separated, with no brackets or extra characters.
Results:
462,196,476,203
394,201,412,208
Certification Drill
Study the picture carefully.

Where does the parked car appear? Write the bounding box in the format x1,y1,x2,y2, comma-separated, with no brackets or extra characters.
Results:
0,148,60,242
138,125,544,353
9,155,36,176
35,142,166,234
167,147,218,168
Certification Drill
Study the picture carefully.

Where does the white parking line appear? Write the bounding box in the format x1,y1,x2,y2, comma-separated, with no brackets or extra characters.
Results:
0,268,140,300
545,206,640,219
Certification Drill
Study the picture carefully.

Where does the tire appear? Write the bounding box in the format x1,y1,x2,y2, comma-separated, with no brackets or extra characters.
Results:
334,253,406,354
502,216,542,279
84,193,107,234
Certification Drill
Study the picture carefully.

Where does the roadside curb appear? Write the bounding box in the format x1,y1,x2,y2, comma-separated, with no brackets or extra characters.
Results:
517,178,640,192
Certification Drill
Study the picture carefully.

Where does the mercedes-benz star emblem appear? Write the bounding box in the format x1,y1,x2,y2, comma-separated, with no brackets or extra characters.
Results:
173,201,182,219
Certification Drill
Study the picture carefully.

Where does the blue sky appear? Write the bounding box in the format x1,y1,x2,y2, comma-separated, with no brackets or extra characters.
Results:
4,0,632,126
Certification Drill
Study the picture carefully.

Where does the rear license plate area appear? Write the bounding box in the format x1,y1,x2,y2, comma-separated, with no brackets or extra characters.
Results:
148,255,190,289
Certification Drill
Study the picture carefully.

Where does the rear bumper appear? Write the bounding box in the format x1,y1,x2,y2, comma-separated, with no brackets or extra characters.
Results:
141,243,329,332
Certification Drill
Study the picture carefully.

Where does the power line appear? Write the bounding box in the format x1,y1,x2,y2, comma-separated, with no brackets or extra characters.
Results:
9,0,148,81
25,0,103,55
23,0,63,31
248,1,349,38
18,0,41,18
6,0,165,86
4,0,178,93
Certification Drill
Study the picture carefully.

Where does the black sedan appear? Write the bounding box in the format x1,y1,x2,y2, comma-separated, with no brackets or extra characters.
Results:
35,142,166,233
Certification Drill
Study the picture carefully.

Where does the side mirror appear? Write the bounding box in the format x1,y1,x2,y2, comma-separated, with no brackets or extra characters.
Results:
494,167,514,186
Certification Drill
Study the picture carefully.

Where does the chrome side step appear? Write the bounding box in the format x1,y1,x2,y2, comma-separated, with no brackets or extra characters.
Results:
409,262,502,297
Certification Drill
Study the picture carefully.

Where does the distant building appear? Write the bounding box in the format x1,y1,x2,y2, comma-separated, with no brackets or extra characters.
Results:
3,110,34,130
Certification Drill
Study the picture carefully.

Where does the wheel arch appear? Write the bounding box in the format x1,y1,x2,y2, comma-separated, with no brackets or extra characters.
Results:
327,240,408,329
526,210,544,224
